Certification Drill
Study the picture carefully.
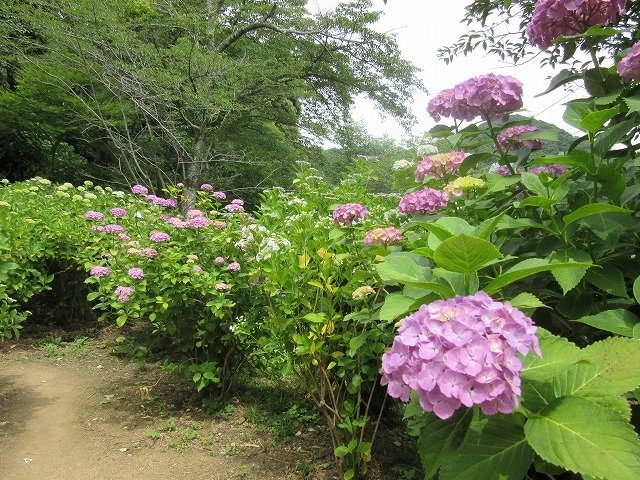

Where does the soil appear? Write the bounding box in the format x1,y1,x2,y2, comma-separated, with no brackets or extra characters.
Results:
0,334,337,480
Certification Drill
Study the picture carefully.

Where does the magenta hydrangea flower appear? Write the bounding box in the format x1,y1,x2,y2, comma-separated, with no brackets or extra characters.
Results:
92,225,105,232
227,262,241,272
528,0,626,50
363,227,403,245
399,188,448,215
492,164,523,176
200,183,214,191
187,217,210,228
428,75,523,122
110,207,127,218
131,184,148,195
231,199,244,206
128,267,144,280
149,230,171,242
84,211,104,221
103,224,124,233
214,256,225,265
381,292,541,420
114,286,133,302
90,266,111,277
530,164,567,176
224,203,245,213
497,125,545,151
146,195,177,208
117,233,131,241
618,41,640,81
215,283,229,291
213,191,226,200
332,203,368,226
415,151,466,181
140,248,158,258
186,209,205,218
163,216,188,228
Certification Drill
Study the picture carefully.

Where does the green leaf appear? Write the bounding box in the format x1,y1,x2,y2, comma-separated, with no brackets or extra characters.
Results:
522,329,583,382
347,333,368,356
593,119,635,157
520,172,548,197
573,309,640,337
551,249,591,295
554,337,640,398
520,380,556,414
623,95,640,114
585,267,629,298
439,417,534,480
535,69,582,97
563,203,630,227
563,101,593,131
516,196,558,209
459,152,492,175
485,258,592,294
473,214,504,240
510,292,544,309
634,276,640,304
578,105,620,133
433,234,502,275
530,150,592,172
525,396,640,480
376,255,432,286
379,292,420,321
416,409,473,480
86,291,101,302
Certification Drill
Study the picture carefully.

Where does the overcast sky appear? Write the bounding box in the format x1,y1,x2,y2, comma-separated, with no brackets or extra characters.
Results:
312,0,584,141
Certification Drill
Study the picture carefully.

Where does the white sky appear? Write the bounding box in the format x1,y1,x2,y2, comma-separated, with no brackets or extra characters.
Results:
312,0,584,141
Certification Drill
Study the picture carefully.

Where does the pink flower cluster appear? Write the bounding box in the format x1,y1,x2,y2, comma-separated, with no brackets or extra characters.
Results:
527,0,626,50
225,203,244,213
363,227,403,245
618,41,640,81
115,286,133,302
93,224,124,233
399,188,448,215
381,292,541,420
131,184,148,195
214,256,225,265
428,74,523,122
415,151,466,180
84,211,104,221
215,283,229,291
147,194,177,208
187,217,210,228
110,207,127,218
163,216,188,228
530,164,567,176
90,266,111,277
332,203,368,226
497,125,545,151
140,247,158,258
227,262,241,272
200,183,214,191
213,191,226,200
149,230,171,242
128,267,144,280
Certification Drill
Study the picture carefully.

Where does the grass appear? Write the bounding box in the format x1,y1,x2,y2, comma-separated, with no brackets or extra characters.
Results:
39,335,91,357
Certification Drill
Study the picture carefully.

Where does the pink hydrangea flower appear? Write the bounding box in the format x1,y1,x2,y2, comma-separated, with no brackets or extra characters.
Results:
227,262,241,272
381,292,541,419
332,203,368,226
84,211,104,221
117,233,131,241
213,220,227,229
415,151,466,181
192,265,203,273
149,230,171,242
200,183,214,191
186,209,205,218
215,283,229,291
527,0,626,50
114,286,133,302
104,224,124,233
618,41,640,81
163,216,188,228
146,195,177,208
131,184,148,195
428,74,523,122
363,227,403,245
128,267,144,280
231,199,244,205
497,125,545,151
214,256,225,265
213,191,226,200
140,248,158,258
187,217,210,228
92,225,105,232
399,188,448,215
90,266,111,277
492,165,523,176
224,203,244,213
530,164,567,176
110,207,127,218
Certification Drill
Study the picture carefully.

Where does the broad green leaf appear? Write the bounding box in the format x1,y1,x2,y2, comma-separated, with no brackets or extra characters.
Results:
624,95,640,114
594,119,635,157
459,152,492,175
585,267,629,298
525,396,640,480
634,276,640,304
517,129,558,142
419,221,455,241
573,309,640,337
434,268,478,296
379,290,436,321
522,329,582,382
439,417,534,480
530,150,591,172
509,292,543,309
563,101,592,130
535,69,581,97
415,409,473,480
554,337,640,397
520,172,548,197
520,380,556,414
485,258,592,294
551,249,591,295
433,234,502,275
473,214,504,240
563,203,630,227
434,217,474,235
578,105,620,133
375,255,454,296
516,196,557,209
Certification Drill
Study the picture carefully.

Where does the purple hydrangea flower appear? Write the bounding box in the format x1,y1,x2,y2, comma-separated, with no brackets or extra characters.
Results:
84,211,104,221
527,0,626,50
363,227,403,245
497,125,545,151
224,203,245,213
187,217,210,228
103,224,124,233
117,233,131,241
186,209,205,218
110,207,127,218
227,262,241,272
140,248,158,258
213,191,226,200
128,267,144,280
90,266,111,277
213,220,227,229
149,230,171,242
332,203,368,226
381,292,541,419
530,164,567,176
163,216,188,228
618,41,640,81
114,286,133,302
231,199,244,205
146,195,177,208
214,256,225,265
200,183,214,191
215,283,229,291
92,226,105,232
415,151,466,181
131,184,148,195
399,188,448,215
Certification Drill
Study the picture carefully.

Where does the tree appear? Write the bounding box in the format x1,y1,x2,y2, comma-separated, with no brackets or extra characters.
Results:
8,0,422,199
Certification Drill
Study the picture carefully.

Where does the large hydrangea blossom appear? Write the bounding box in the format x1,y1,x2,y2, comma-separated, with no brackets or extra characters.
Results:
527,0,627,50
415,152,466,181
399,188,448,215
381,292,541,419
428,74,523,122
618,41,640,81
497,125,545,151
332,203,368,226
363,226,403,245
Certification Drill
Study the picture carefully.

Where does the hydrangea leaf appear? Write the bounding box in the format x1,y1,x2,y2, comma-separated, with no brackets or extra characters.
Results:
562,203,630,227
375,255,454,296
550,249,591,295
433,234,502,275
439,417,534,480
573,309,640,337
520,380,556,414
522,328,582,382
633,275,640,304
525,396,640,480
585,266,629,298
553,337,640,398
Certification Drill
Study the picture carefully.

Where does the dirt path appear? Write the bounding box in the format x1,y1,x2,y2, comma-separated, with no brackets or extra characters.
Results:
0,346,333,480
